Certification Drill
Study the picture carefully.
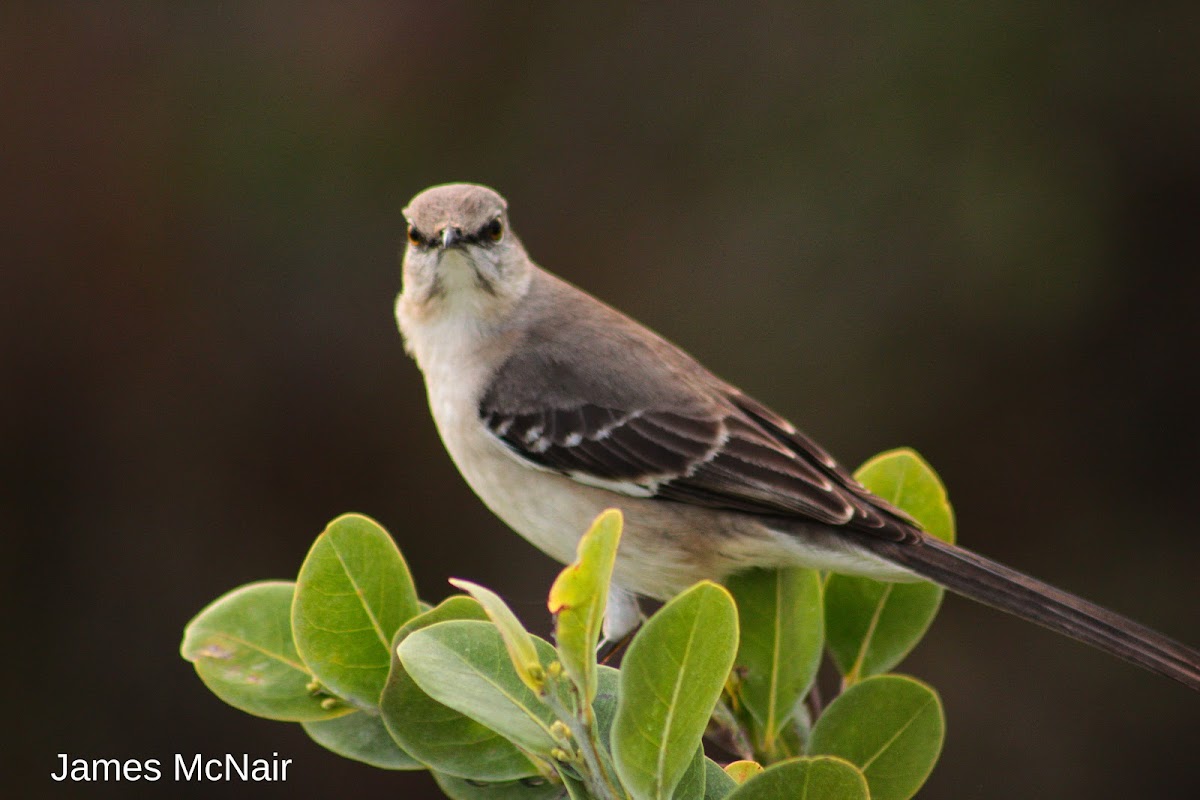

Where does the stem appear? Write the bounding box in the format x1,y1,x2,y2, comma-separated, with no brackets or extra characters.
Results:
543,677,627,800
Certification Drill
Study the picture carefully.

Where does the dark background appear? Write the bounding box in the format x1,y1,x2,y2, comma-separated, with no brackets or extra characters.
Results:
3,2,1198,798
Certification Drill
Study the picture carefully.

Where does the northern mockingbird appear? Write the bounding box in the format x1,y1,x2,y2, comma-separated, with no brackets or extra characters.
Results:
395,182,1200,690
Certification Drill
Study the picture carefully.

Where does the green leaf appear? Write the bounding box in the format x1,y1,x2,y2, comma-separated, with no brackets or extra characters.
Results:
590,664,622,743
807,674,944,800
292,513,420,709
450,578,546,693
670,747,707,800
432,772,567,800
382,597,540,781
705,758,739,799
301,711,423,770
548,509,623,705
726,756,868,800
398,620,559,756
725,568,823,757
612,581,739,800
824,579,943,681
181,581,347,721
825,449,955,680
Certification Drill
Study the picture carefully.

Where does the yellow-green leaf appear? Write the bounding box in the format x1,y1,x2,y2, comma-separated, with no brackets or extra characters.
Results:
724,760,764,784
548,509,623,704
450,579,544,694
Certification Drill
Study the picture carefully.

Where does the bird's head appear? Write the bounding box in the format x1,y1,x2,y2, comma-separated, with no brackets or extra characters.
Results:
399,183,532,317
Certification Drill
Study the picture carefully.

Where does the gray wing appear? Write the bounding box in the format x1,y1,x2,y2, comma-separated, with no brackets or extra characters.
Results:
478,345,917,541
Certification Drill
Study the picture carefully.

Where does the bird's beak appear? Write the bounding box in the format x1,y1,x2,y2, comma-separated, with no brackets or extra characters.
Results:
440,226,463,249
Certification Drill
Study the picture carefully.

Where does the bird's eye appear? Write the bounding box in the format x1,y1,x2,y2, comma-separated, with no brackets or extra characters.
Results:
407,225,424,247
484,218,503,242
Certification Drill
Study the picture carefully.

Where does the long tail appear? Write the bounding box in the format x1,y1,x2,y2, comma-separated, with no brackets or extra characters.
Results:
860,533,1200,690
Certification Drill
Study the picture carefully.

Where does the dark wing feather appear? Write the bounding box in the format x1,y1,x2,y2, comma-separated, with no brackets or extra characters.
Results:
727,390,919,537
655,414,858,524
484,403,722,487
477,291,916,541
481,391,916,541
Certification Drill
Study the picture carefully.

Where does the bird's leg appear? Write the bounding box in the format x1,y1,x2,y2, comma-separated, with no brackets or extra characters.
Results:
597,627,638,665
597,586,643,663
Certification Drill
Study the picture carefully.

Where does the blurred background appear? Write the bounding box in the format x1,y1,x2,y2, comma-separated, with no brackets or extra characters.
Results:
3,2,1198,797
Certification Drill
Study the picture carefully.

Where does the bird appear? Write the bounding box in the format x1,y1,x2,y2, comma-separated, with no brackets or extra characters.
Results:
394,181,1200,690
